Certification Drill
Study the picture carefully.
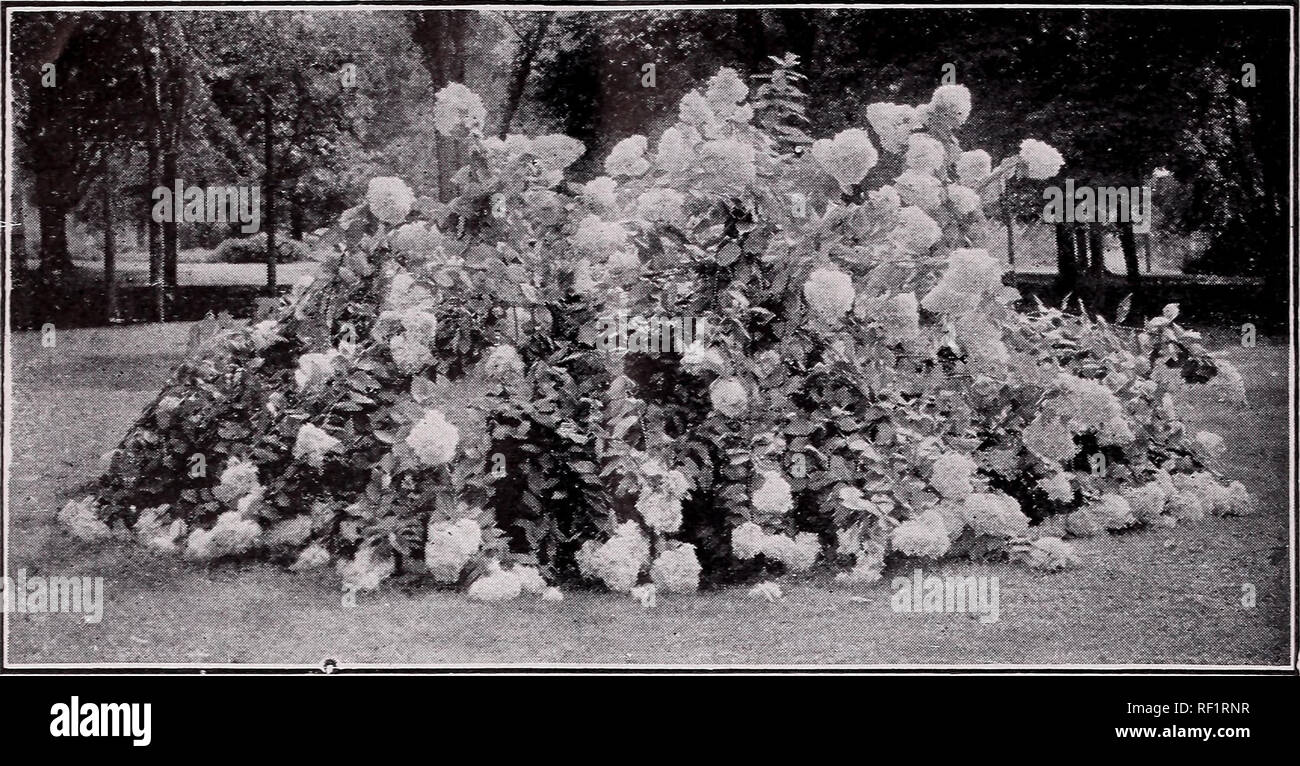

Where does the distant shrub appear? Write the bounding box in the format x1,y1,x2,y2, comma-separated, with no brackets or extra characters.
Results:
215,235,308,264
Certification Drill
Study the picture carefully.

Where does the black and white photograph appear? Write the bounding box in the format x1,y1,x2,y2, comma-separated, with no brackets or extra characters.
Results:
1,0,1295,686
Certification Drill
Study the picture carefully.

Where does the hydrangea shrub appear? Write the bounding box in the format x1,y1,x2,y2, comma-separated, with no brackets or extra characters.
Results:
75,60,1254,601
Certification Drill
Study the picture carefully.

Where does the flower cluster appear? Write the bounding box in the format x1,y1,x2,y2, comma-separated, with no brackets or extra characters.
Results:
962,492,1031,538
424,518,483,583
432,82,487,138
185,511,261,561
58,496,112,542
803,266,856,322
578,521,651,592
606,135,650,177
635,458,692,533
294,423,341,469
1018,139,1065,179
890,509,951,558
367,177,415,225
650,543,703,592
811,128,879,191
930,452,977,500
751,469,794,522
407,409,460,467
921,248,1005,315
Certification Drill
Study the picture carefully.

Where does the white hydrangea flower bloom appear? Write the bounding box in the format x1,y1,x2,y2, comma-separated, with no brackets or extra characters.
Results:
709,377,748,418
698,139,757,189
803,266,856,321
963,492,1030,537
293,423,341,468
389,333,434,375
678,89,717,128
58,496,112,542
578,522,650,592
185,511,261,561
947,184,981,215
407,408,460,467
289,542,332,572
483,344,525,380
636,490,684,533
582,176,619,212
956,149,993,186
868,185,901,216
651,544,702,592
571,214,630,259
930,452,977,500
636,187,687,226
891,509,951,558
1023,414,1078,463
467,561,523,602
929,84,972,125
765,532,821,572
432,82,486,138
890,206,942,255
1226,481,1255,515
530,134,585,171
752,469,794,521
655,126,692,173
810,128,879,191
904,133,946,174
1167,490,1205,521
705,67,749,117
894,170,945,211
681,341,726,372
295,350,340,391
366,177,415,225
391,221,443,258
1124,482,1168,522
249,319,281,351
865,102,916,153
730,521,768,559
424,518,483,583
1090,494,1137,530
219,458,261,499
1018,138,1065,179
1038,471,1076,503
876,292,921,343
514,565,548,596
605,135,650,177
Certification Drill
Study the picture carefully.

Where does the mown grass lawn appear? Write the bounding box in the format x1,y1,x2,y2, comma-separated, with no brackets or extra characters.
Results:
4,322,1292,666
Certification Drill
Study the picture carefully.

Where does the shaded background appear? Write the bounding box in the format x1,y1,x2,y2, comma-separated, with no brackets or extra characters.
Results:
6,6,1291,326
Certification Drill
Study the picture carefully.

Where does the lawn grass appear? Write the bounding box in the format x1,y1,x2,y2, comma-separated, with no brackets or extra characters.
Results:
3,322,1292,666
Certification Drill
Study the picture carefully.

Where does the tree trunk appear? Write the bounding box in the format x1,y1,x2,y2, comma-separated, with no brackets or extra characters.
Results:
1054,222,1077,292
499,14,552,138
1002,203,1015,271
34,174,73,278
1119,220,1140,285
263,93,277,291
1087,222,1105,278
147,137,164,321
103,180,118,322
289,201,304,241
162,145,179,288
